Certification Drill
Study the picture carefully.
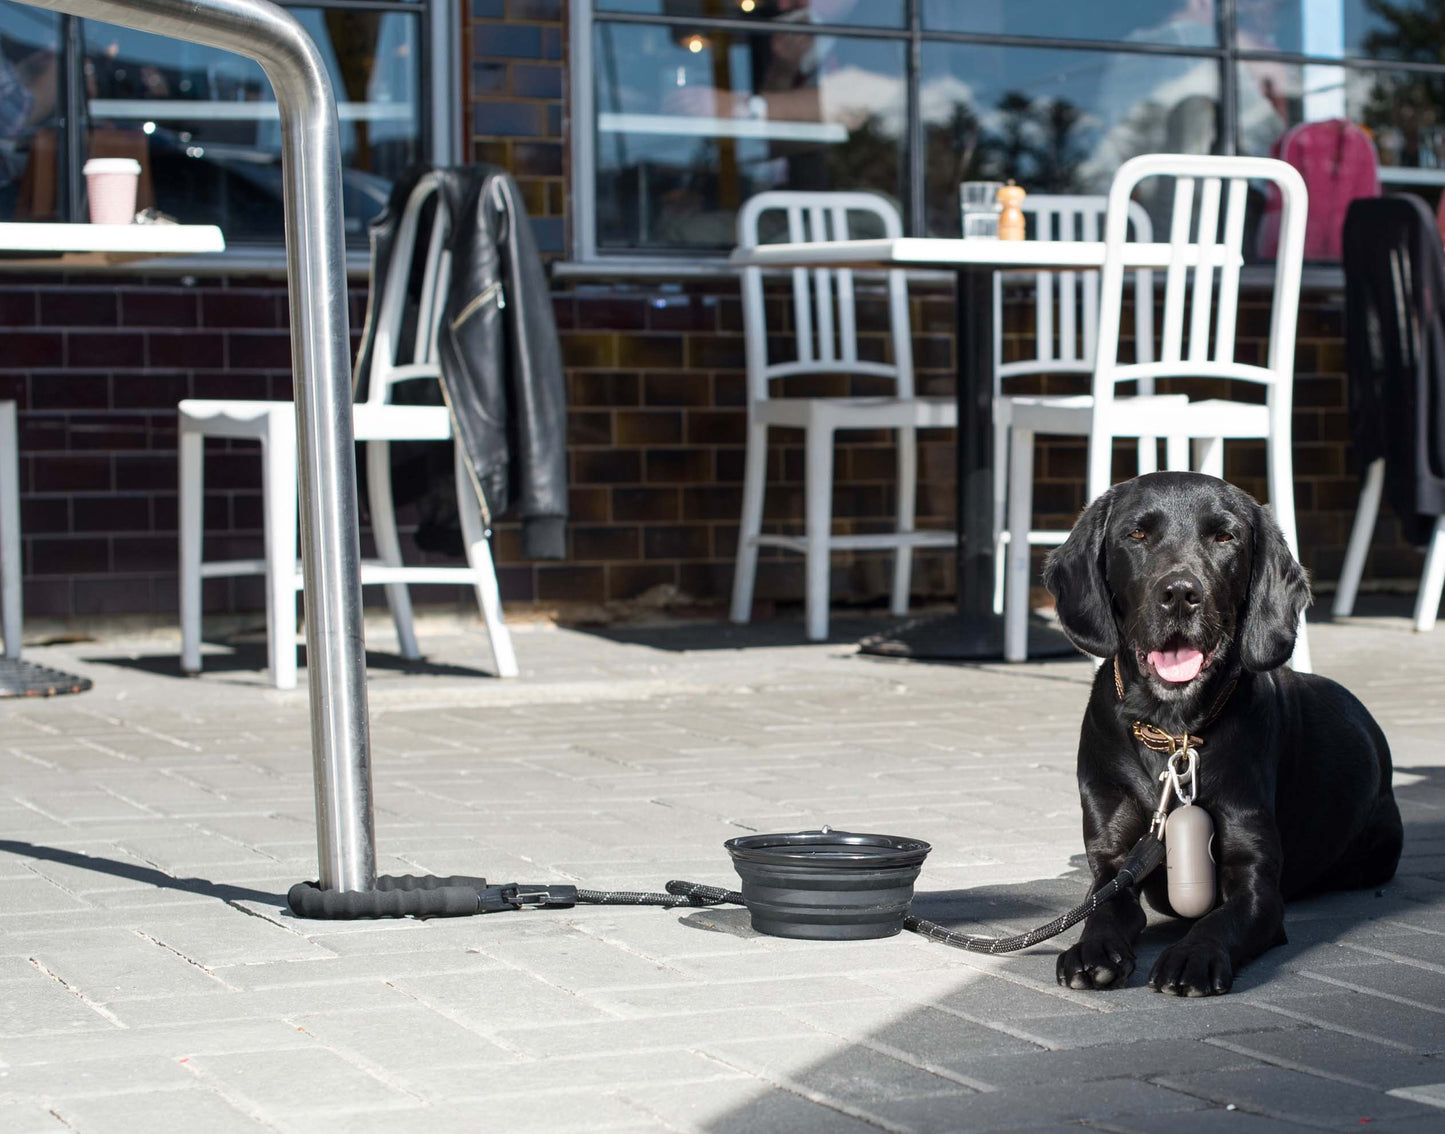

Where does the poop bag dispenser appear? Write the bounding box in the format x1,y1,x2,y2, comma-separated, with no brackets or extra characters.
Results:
1164,804,1217,917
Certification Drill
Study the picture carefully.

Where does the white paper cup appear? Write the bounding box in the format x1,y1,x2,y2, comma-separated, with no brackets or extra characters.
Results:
83,158,142,225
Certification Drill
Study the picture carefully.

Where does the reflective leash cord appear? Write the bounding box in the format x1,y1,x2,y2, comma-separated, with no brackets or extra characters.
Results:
287,835,1165,955
901,832,1164,954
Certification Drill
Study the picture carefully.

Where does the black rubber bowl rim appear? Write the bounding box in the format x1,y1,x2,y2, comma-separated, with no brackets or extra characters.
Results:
725,830,932,870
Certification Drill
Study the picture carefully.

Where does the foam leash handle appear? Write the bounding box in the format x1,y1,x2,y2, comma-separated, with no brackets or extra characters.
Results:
287,875,488,919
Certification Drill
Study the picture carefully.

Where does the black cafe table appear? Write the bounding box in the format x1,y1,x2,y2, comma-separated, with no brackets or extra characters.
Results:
729,236,1183,661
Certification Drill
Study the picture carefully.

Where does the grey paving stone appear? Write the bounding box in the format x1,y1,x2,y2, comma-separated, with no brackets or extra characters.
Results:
873,1078,1205,1132
945,1037,1258,1091
0,1099,70,1134
703,1033,980,1106
389,968,619,1030
1160,1065,1444,1125
0,1052,195,1099
618,1076,892,1134
1204,1028,1443,1090
50,1087,272,1133
1259,990,1445,1054
184,1045,415,1119
785,999,1044,1065
0,967,124,1038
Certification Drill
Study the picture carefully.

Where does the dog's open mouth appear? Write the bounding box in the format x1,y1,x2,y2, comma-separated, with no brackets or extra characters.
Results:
1137,643,1216,685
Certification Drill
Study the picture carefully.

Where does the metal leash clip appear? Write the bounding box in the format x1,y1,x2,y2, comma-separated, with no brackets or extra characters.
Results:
477,884,580,913
1149,748,1199,837
1167,747,1199,807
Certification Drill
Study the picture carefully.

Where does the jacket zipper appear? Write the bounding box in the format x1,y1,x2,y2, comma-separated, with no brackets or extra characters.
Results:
449,280,505,331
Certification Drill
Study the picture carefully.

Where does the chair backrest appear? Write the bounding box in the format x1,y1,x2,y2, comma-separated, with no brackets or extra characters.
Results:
1088,154,1308,496
365,171,452,406
737,191,913,403
996,194,1155,385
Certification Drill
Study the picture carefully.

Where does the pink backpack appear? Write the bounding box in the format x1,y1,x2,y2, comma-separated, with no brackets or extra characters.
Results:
1257,119,1380,262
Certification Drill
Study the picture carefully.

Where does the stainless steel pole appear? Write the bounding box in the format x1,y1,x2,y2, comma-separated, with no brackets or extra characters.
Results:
19,0,375,890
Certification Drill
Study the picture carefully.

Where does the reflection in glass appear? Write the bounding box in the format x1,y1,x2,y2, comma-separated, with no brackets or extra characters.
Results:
922,0,1217,47
1238,61,1445,184
920,43,1220,236
596,0,905,29
81,10,419,240
1238,0,1445,63
594,20,905,250
0,3,61,221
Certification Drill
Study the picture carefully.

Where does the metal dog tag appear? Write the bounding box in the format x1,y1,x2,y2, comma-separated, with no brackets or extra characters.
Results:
1164,804,1217,918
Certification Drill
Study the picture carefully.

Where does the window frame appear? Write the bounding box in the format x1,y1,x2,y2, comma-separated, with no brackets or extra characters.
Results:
4,0,459,264
569,0,1445,266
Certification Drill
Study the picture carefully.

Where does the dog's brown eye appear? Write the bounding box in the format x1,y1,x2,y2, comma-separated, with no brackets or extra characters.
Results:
1128,528,1146,540
1215,532,1234,543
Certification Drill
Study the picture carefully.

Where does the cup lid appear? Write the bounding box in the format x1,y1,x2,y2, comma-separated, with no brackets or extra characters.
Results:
83,158,142,175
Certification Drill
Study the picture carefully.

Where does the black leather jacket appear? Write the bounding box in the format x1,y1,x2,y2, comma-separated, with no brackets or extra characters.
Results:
356,164,567,559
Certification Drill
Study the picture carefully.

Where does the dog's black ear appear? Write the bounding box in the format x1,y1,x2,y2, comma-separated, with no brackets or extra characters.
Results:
1043,489,1119,658
1239,501,1312,672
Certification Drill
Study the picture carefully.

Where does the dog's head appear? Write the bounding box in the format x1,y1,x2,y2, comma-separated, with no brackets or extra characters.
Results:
1043,472,1310,702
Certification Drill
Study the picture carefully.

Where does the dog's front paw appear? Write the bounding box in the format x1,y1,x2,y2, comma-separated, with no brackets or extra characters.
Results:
1057,934,1135,990
1148,939,1232,997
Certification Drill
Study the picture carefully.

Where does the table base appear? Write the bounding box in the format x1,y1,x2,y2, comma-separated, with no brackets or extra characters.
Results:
0,659,93,698
858,613,1076,662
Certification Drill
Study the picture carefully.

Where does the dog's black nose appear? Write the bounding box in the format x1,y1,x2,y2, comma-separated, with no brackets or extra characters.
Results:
1158,573,1203,616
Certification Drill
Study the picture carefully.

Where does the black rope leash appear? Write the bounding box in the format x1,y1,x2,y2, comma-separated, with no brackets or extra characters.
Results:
288,835,1164,955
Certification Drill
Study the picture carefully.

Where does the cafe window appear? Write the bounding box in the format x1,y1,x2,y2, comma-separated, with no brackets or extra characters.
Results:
0,0,452,241
572,0,1445,261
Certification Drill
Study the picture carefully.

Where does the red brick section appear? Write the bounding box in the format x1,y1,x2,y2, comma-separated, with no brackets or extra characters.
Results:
0,0,1423,623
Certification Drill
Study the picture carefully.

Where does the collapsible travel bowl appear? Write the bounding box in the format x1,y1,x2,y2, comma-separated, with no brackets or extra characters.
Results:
724,828,931,941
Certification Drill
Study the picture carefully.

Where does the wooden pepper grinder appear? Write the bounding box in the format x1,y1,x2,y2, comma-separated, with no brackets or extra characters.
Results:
997,181,1026,241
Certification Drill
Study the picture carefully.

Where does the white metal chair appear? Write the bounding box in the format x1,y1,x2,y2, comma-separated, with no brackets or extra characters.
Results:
990,195,1155,613
1004,154,1313,672
178,173,517,689
1333,459,1445,632
730,191,956,641
1,400,20,660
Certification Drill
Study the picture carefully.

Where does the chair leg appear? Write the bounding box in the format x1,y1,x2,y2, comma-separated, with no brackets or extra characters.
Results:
1135,436,1158,476
456,449,518,678
1165,435,1189,472
993,416,1009,615
178,427,204,675
1266,427,1311,674
261,416,298,691
1192,436,1224,478
1004,426,1035,663
994,531,1008,618
804,420,835,642
366,439,421,660
1333,458,1384,619
891,425,917,617
0,403,21,661
1414,517,1445,633
730,418,768,625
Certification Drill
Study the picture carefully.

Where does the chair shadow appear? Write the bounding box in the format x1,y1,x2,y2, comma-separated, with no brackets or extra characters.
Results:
80,641,503,681
0,839,287,907
564,613,910,653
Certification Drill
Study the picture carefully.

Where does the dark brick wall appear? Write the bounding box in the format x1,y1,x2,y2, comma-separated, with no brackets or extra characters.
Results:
0,0,1427,625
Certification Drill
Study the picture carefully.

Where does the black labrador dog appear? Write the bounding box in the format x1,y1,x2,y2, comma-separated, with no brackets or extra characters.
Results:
1044,472,1402,996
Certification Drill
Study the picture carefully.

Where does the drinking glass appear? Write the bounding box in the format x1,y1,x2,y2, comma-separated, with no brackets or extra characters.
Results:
960,180,1002,239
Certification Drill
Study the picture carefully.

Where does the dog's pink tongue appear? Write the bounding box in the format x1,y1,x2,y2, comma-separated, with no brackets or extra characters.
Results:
1149,647,1204,683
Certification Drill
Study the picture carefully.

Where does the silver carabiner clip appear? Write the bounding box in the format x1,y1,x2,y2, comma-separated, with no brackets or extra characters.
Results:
1167,747,1199,807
